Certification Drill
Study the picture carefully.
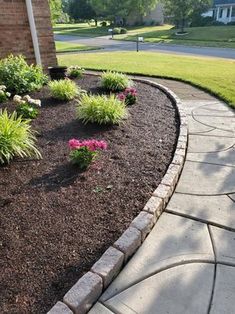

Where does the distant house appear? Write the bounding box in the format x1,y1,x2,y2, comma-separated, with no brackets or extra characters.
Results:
214,0,235,23
126,3,164,26
204,0,235,24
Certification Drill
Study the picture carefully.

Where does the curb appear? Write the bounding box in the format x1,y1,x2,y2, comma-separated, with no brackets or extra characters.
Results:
47,76,188,314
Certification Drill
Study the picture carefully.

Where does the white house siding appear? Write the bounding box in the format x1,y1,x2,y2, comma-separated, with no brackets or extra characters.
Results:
215,4,235,23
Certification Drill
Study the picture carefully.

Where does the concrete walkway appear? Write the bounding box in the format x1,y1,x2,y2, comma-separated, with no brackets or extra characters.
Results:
88,79,235,314
55,34,235,59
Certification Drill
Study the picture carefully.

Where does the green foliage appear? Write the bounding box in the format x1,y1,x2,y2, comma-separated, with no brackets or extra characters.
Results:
68,66,84,78
77,94,127,125
49,79,81,100
0,109,41,164
0,55,48,94
16,103,39,119
113,27,121,34
68,0,96,20
0,91,7,103
49,0,63,24
120,28,127,34
69,146,97,169
101,71,132,91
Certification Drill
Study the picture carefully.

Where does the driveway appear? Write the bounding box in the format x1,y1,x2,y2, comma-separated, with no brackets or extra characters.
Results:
55,34,235,59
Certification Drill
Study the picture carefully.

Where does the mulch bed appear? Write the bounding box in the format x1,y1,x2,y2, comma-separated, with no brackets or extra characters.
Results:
0,75,179,313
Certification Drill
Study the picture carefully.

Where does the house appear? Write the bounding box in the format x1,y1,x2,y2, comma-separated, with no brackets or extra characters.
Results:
126,3,164,26
214,0,235,24
0,0,57,69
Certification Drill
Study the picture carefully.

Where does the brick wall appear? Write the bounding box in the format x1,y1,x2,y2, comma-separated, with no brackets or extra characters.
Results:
0,0,57,69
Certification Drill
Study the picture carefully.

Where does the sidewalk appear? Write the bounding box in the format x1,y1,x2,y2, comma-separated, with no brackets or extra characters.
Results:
88,79,235,314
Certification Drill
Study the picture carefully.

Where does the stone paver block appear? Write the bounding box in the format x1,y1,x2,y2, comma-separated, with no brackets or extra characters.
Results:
63,272,103,314
176,160,235,195
210,226,235,265
187,134,235,153
47,302,73,314
210,264,235,314
130,211,155,241
167,193,235,229
91,247,124,288
161,164,181,187
179,125,188,137
143,196,164,221
100,213,214,302
88,302,114,314
172,153,185,168
153,183,172,204
104,263,214,314
192,106,234,117
113,227,141,263
187,146,235,167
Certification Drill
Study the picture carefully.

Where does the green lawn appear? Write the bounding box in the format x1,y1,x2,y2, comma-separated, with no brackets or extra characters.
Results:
58,51,235,107
54,23,235,48
55,41,100,53
116,25,235,49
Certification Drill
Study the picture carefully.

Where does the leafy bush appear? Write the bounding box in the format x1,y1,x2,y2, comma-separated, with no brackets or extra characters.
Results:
49,79,81,101
120,28,127,34
0,85,11,103
227,21,235,26
100,21,107,27
113,27,121,34
118,88,137,106
77,94,127,125
68,66,84,79
0,109,41,164
68,139,107,169
0,54,48,94
16,103,39,119
101,71,132,92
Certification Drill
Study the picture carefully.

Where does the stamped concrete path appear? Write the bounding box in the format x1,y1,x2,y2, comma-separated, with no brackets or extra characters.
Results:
89,79,235,314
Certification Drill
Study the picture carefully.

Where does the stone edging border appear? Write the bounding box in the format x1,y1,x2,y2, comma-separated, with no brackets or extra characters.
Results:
47,76,188,314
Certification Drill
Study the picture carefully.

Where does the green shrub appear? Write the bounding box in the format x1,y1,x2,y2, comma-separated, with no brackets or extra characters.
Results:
0,54,48,94
77,94,127,125
0,109,41,164
0,86,11,103
113,27,121,34
120,28,127,34
68,66,84,79
16,103,39,119
49,79,81,101
101,71,132,92
69,146,97,169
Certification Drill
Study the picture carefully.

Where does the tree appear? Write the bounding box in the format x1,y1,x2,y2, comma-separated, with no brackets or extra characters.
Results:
49,0,63,24
163,0,212,32
90,0,159,25
68,0,97,22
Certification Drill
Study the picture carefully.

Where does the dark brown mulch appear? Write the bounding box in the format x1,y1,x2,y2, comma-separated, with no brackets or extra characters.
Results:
0,75,179,314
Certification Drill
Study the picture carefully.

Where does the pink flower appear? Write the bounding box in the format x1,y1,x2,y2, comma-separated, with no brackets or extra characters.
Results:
68,139,108,151
117,93,126,101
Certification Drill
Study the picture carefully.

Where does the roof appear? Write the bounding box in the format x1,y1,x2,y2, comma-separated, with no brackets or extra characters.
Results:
214,0,235,5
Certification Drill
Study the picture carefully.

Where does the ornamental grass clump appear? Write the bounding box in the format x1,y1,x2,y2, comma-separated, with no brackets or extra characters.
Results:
101,71,132,92
118,87,137,106
77,94,127,125
68,138,107,169
0,54,48,94
0,109,41,164
49,79,82,101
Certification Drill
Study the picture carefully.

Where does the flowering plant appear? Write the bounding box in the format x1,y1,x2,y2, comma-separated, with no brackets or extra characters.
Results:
68,139,107,169
117,88,137,106
0,85,11,103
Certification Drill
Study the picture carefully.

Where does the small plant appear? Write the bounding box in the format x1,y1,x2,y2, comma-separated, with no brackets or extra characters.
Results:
112,27,121,34
49,79,82,101
77,94,127,125
117,88,137,106
0,85,11,103
68,66,85,79
101,71,132,92
0,54,48,94
68,138,107,169
16,103,39,119
0,109,41,164
120,28,127,34
13,94,41,107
